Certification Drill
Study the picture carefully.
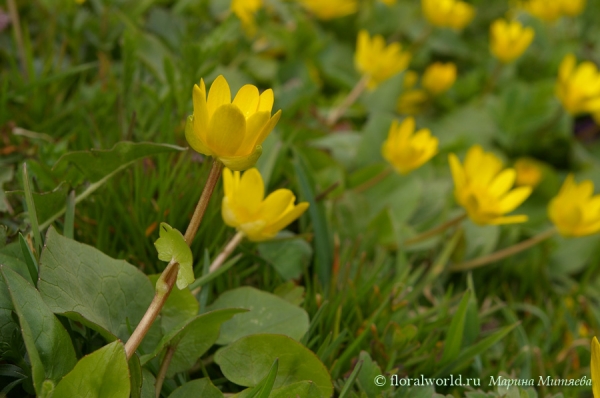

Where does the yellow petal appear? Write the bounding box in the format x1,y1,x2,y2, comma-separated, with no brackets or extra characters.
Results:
449,153,466,191
254,109,282,146
206,104,246,156
258,89,274,112
222,167,234,198
239,168,265,214
236,111,270,156
207,75,232,120
499,186,532,213
185,115,213,156
489,169,517,197
262,202,310,238
193,81,209,140
233,85,260,118
489,214,528,225
221,197,240,228
259,189,296,224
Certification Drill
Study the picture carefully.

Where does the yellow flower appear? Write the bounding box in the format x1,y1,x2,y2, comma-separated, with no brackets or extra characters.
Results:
355,30,411,90
514,157,543,187
185,75,281,171
525,0,563,22
396,90,428,115
298,0,358,20
422,62,457,95
556,54,600,116
490,19,535,64
449,146,532,225
231,0,262,35
382,117,438,175
221,168,309,241
548,175,600,237
422,0,475,30
560,0,585,16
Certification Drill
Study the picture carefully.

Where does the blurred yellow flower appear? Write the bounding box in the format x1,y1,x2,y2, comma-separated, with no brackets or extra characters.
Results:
490,19,534,63
449,146,532,225
355,30,411,90
422,0,475,30
525,0,562,22
299,0,358,20
514,158,543,187
560,0,585,16
592,337,600,398
231,0,262,35
548,175,600,237
396,90,428,115
422,62,457,95
382,117,438,175
556,54,600,116
222,168,309,241
186,75,281,171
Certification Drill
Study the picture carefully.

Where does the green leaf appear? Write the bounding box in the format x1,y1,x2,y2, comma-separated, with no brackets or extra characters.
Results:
441,290,472,364
339,359,362,398
37,227,155,345
22,163,42,255
269,381,324,398
293,155,332,286
0,243,30,344
1,266,77,393
9,142,185,230
149,274,198,334
154,222,194,289
140,308,246,376
208,286,310,345
434,323,519,377
53,141,186,183
241,359,279,398
129,355,143,398
140,370,156,398
169,378,224,398
215,334,333,398
18,233,38,284
356,351,389,397
52,341,130,398
257,232,312,280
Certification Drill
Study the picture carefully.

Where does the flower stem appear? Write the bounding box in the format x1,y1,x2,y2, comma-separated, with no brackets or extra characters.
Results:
449,227,557,272
327,75,369,126
184,159,224,243
124,158,224,360
404,213,467,246
190,231,245,296
353,167,393,193
209,231,245,273
154,344,177,398
124,260,179,360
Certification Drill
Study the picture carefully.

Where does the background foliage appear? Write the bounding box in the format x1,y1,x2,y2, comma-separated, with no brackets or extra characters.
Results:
2,0,600,397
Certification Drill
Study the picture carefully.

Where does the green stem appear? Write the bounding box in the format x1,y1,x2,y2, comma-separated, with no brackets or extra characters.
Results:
124,159,223,360
155,344,177,398
404,213,467,246
184,160,224,243
352,167,393,193
449,227,557,272
190,231,245,296
327,75,369,126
